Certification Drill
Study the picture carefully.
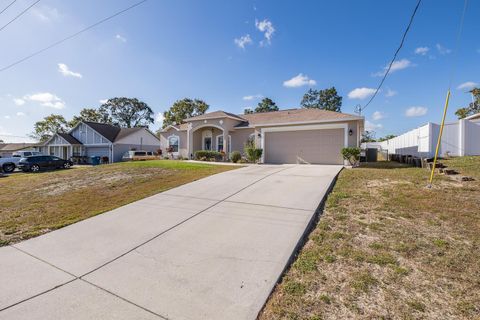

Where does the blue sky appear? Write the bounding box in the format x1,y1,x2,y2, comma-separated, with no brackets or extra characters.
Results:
0,0,479,142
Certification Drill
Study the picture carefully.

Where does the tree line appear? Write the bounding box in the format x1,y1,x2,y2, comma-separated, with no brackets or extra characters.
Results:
244,87,342,114
31,97,154,141
455,88,479,119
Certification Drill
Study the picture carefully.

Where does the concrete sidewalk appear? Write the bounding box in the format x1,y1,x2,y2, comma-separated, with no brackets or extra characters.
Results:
0,164,342,320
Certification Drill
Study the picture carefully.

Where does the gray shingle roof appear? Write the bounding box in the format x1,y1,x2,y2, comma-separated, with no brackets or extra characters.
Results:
57,132,82,145
83,121,121,142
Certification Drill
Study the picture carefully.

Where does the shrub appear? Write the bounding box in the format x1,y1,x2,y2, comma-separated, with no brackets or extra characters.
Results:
194,150,223,161
341,147,361,166
230,151,241,163
244,139,263,163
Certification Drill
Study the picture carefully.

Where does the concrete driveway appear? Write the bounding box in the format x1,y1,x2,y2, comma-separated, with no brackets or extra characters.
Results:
0,164,342,320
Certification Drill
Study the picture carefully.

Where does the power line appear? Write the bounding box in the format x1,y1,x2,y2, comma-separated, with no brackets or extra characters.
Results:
0,0,147,73
447,0,468,90
0,0,40,33
360,0,422,113
0,0,17,16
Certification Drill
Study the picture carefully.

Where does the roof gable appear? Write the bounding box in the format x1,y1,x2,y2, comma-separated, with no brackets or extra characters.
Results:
57,132,82,145
83,121,121,142
185,111,246,122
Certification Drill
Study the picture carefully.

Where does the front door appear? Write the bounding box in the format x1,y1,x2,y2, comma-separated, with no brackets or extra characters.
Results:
204,137,212,150
62,146,68,160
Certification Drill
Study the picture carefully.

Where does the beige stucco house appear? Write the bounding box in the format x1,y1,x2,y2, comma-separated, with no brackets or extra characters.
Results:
159,108,364,165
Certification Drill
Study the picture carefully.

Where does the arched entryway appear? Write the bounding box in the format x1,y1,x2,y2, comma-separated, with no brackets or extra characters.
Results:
190,124,230,157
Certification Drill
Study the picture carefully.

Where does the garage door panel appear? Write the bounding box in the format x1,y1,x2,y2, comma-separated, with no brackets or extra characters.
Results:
264,129,344,164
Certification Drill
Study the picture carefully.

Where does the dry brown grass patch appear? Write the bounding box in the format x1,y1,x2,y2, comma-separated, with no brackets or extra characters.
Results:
0,160,237,245
260,157,480,320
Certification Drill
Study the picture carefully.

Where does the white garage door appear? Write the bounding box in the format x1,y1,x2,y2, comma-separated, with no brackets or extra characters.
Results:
86,147,110,158
264,128,345,164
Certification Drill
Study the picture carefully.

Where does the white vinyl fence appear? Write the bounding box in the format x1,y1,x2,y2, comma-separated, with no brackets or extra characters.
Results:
379,118,480,158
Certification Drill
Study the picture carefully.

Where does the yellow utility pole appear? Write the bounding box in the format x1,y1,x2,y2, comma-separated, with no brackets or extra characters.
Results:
428,90,451,186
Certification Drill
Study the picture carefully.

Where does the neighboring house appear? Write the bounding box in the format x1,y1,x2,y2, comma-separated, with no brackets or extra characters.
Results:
159,108,364,164
41,121,161,162
379,113,480,157
0,143,41,158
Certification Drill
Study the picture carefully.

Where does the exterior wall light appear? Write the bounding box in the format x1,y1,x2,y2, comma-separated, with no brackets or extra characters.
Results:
349,129,353,136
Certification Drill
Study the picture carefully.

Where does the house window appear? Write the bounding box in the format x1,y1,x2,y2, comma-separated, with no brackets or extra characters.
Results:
216,135,224,152
168,135,179,152
73,146,81,156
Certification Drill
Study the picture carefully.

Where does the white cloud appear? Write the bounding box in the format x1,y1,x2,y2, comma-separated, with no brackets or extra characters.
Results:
115,34,127,43
31,5,60,22
283,73,316,88
385,88,397,97
415,46,429,55
405,106,428,117
372,111,385,121
243,94,262,101
99,99,108,104
58,63,82,78
348,87,376,100
365,120,383,131
436,43,451,55
457,81,478,90
25,92,65,109
155,112,164,124
234,34,253,49
13,98,25,106
255,19,275,45
373,58,413,76
4,115,10,119
16,112,26,117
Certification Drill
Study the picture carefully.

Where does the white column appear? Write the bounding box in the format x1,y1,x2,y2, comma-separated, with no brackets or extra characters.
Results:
187,128,193,159
222,130,227,152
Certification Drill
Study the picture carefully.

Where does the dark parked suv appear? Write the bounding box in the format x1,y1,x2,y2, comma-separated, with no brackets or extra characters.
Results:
18,156,73,172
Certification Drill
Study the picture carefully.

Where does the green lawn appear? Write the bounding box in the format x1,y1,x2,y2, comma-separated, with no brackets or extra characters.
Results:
0,160,238,246
260,156,480,320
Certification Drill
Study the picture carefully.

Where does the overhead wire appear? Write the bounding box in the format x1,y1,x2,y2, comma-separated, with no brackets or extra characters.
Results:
428,0,469,186
0,0,147,73
0,0,17,16
359,0,422,113
0,0,40,33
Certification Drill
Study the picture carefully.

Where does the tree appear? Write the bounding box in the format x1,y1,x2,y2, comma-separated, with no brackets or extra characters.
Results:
69,108,106,128
377,134,397,142
255,98,278,113
455,88,480,119
99,97,154,128
300,87,342,112
361,130,376,143
30,114,69,141
162,98,209,128
244,108,254,115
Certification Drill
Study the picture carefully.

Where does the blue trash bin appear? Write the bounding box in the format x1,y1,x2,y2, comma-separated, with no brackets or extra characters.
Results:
91,156,101,166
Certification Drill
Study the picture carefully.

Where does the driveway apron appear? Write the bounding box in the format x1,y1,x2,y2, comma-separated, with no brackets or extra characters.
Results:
0,164,342,320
